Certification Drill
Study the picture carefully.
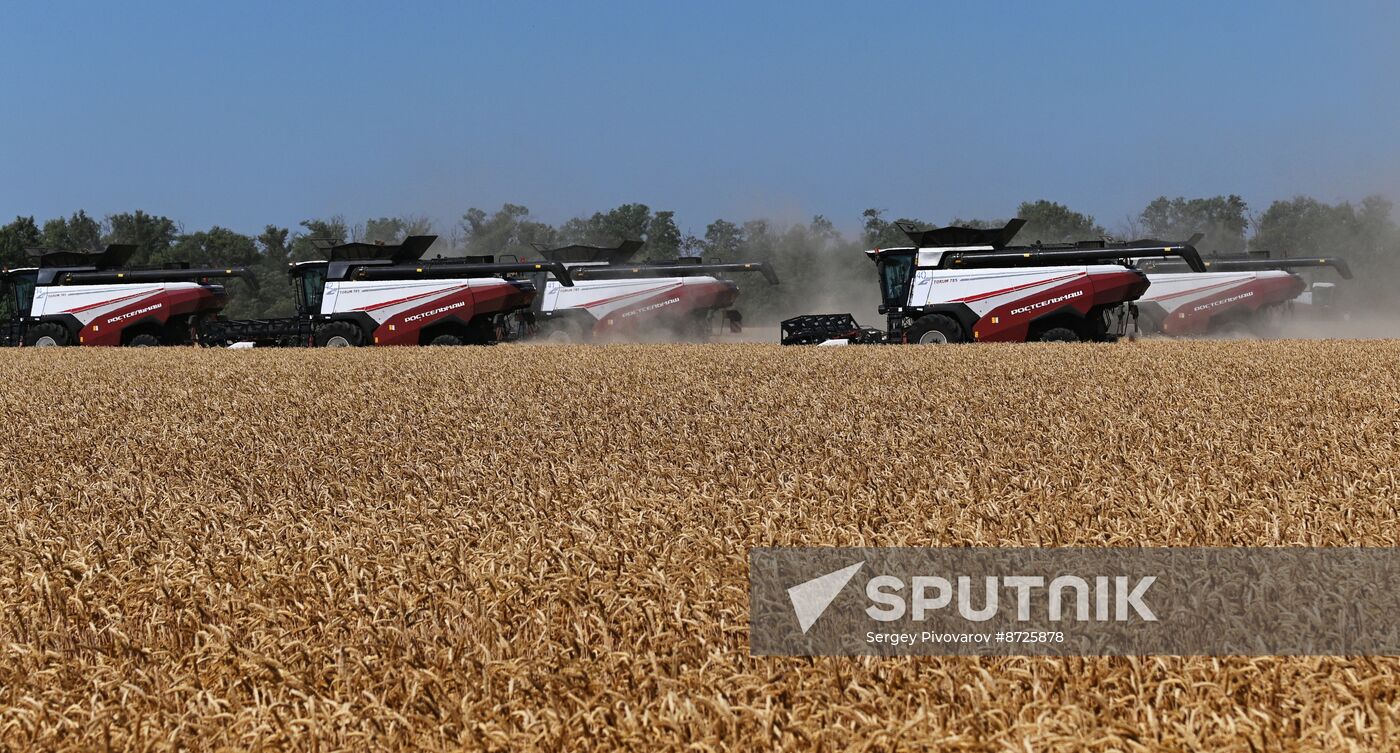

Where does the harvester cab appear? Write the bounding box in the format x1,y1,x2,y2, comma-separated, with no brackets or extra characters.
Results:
0,244,253,347
1130,252,1354,336
527,240,779,342
781,219,1205,346
206,235,574,347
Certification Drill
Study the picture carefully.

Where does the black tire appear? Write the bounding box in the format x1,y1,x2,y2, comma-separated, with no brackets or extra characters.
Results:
1037,327,1081,343
905,314,963,345
683,312,713,343
539,318,583,343
429,333,463,346
314,321,363,348
1247,309,1284,339
127,333,162,347
25,322,69,347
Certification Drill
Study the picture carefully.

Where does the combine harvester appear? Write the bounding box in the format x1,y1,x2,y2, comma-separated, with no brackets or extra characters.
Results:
524,241,779,342
0,244,251,347
1129,253,1353,337
781,219,1205,345
203,235,574,347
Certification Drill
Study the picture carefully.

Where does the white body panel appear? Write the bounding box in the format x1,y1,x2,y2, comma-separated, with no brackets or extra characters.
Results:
1139,271,1290,312
539,276,721,318
322,278,516,324
907,265,1113,316
31,283,201,324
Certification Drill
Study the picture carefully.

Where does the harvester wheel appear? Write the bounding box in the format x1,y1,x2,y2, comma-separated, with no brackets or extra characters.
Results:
315,322,362,348
127,333,162,347
429,334,463,346
906,314,963,345
25,322,69,347
540,318,583,343
1037,327,1081,343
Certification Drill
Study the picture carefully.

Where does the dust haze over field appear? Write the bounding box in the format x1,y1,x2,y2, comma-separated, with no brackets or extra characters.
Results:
2,342,1398,751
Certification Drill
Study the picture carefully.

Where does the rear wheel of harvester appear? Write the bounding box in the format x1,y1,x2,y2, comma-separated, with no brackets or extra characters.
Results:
314,321,362,348
429,334,463,346
1037,327,1081,342
905,314,963,344
127,333,162,347
25,322,69,347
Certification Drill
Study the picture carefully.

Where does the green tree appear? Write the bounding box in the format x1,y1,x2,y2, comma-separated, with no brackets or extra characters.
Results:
861,208,937,248
360,215,434,245
106,211,180,266
168,227,261,316
560,203,652,246
1251,195,1400,305
1015,200,1103,243
645,211,681,259
702,219,744,261
1138,195,1249,254
362,217,405,244
0,216,42,268
41,210,103,251
290,217,349,262
462,204,558,259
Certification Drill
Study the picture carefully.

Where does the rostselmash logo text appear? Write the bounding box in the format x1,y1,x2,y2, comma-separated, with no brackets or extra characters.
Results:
1008,289,1083,316
1192,290,1253,312
620,297,680,318
402,300,465,323
106,302,163,324
788,561,1156,634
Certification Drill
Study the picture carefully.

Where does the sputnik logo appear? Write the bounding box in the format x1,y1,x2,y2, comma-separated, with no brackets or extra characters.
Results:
787,561,864,633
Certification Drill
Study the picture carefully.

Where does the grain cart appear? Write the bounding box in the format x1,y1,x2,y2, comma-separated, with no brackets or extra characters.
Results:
524,241,779,342
0,244,252,347
781,219,1205,345
202,235,574,347
1129,254,1353,336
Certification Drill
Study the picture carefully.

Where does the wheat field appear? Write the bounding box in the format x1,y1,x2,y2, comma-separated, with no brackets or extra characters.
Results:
0,341,1397,751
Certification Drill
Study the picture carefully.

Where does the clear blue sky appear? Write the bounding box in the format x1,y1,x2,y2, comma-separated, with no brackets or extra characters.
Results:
2,1,1397,239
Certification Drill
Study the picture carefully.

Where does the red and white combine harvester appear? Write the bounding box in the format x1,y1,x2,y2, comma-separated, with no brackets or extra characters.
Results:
203,235,573,347
1129,253,1353,337
0,244,252,347
523,241,779,342
781,219,1205,345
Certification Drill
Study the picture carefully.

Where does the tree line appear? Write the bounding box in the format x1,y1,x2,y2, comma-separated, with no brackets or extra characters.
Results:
2,193,1396,321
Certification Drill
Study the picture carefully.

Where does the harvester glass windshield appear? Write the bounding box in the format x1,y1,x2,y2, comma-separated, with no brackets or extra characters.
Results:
295,265,327,316
878,252,914,308
3,271,37,318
